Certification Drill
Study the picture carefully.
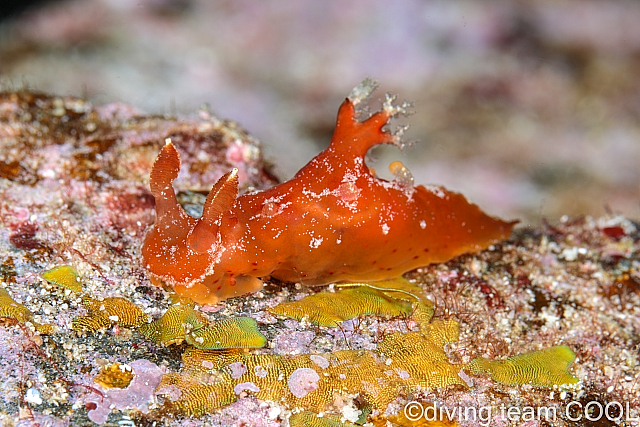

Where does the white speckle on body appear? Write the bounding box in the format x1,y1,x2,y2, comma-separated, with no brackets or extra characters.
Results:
425,185,445,198
310,237,323,248
381,223,390,235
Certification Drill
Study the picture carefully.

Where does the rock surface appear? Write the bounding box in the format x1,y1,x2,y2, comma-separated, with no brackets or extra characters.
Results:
0,92,638,426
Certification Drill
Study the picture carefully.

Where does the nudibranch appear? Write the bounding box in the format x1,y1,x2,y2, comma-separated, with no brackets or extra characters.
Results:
142,80,516,304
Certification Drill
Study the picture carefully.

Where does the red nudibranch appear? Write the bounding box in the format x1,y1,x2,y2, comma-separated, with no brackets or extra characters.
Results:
142,81,516,305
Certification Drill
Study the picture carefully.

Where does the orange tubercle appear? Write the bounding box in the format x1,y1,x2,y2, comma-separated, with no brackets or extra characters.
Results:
142,82,516,305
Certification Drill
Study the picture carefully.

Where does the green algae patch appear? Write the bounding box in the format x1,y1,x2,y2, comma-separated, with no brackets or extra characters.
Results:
139,304,207,346
0,288,54,334
185,317,267,350
41,265,83,293
72,295,148,332
269,286,413,326
465,345,579,387
141,304,266,350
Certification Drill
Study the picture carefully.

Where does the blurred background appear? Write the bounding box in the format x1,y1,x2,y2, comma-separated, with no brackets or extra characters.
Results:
1,0,639,225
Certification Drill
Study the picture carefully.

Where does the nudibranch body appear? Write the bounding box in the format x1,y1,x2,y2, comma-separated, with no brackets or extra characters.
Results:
142,82,516,304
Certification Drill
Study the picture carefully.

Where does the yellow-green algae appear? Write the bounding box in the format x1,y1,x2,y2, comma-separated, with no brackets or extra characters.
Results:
0,287,35,323
25,265,580,421
41,265,83,293
157,281,579,420
269,279,426,327
93,362,135,389
335,277,429,301
40,264,267,348
185,317,266,349
158,326,468,417
465,345,579,387
0,287,53,334
139,304,207,345
411,299,436,330
140,304,266,350
41,264,150,333
289,411,358,427
72,295,148,332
